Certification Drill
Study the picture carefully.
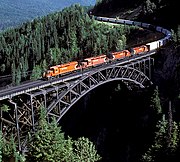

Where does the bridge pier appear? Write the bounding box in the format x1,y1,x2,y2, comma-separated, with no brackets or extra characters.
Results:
9,100,21,151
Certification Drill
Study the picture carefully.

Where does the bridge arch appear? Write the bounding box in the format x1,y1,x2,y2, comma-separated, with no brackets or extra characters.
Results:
47,65,152,122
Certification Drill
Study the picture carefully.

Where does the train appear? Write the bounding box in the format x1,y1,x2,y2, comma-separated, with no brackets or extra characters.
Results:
42,16,172,80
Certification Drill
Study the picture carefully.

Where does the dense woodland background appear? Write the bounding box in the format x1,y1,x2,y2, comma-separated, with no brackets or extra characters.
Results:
0,4,136,87
0,0,95,31
1,0,180,161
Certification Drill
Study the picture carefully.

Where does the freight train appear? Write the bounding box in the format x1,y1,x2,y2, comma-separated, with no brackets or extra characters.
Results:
43,16,172,80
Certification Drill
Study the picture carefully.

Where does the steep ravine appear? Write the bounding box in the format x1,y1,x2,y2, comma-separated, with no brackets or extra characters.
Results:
60,81,157,161
59,16,180,162
60,44,180,161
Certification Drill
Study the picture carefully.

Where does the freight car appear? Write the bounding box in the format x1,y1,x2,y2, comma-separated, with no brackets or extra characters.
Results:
42,16,172,80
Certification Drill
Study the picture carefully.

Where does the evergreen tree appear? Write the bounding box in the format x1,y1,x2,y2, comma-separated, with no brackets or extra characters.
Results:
30,65,42,80
0,4,131,85
49,47,61,65
27,107,101,162
143,0,157,15
150,86,162,114
141,114,179,162
11,61,16,85
15,66,22,85
0,104,10,112
177,25,180,43
74,137,101,162
0,64,5,73
2,135,25,162
27,116,73,162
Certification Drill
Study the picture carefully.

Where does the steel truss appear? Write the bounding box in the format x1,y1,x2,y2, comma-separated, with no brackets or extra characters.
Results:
0,56,154,151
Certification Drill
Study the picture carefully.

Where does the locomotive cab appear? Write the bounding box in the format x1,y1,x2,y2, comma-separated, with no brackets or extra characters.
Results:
43,66,58,79
106,52,114,59
43,70,53,80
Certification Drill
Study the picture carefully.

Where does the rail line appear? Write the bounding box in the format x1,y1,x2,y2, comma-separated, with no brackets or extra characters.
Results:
0,16,171,101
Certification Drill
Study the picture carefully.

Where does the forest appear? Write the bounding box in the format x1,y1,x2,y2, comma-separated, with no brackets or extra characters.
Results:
0,0,95,31
0,4,136,87
0,2,138,162
1,0,180,161
91,0,180,161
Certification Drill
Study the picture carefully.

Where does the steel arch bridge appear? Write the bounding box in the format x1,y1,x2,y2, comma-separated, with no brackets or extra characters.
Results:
47,64,152,122
0,54,154,151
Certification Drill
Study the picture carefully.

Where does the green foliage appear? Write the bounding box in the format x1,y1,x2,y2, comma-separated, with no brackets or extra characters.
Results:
15,66,22,85
2,135,25,162
11,62,16,85
0,0,95,31
171,26,180,44
0,104,10,112
74,137,101,162
2,136,14,160
141,115,167,161
49,48,62,65
143,0,157,15
171,29,177,43
141,115,180,162
169,121,179,150
27,110,70,161
177,25,180,43
0,64,5,73
150,87,162,114
30,65,42,81
0,4,132,84
27,107,101,162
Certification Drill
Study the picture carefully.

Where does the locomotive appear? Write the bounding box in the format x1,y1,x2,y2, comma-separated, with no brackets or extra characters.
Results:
43,16,172,80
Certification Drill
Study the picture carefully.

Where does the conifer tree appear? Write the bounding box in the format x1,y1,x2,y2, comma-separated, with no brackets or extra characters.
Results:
27,116,73,162
150,86,162,114
27,107,101,162
141,114,179,161
2,135,25,162
74,137,101,162
11,61,16,85
15,66,21,85
177,25,180,43
30,65,42,80
143,0,157,15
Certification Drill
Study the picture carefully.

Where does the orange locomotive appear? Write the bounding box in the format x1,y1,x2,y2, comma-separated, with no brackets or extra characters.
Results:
131,45,149,55
43,61,80,79
43,45,149,79
43,54,109,79
81,54,107,68
111,50,131,60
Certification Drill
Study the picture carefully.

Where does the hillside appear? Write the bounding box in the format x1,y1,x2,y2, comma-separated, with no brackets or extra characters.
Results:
90,1,180,161
0,0,95,31
92,0,179,30
93,0,180,96
1,1,180,161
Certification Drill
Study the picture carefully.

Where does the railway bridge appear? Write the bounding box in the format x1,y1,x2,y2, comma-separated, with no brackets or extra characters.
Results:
0,50,155,151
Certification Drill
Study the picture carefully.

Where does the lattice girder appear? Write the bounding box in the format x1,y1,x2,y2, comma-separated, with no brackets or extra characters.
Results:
47,65,152,122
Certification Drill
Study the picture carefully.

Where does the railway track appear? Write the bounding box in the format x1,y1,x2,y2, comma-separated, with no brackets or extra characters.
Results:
0,15,171,101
